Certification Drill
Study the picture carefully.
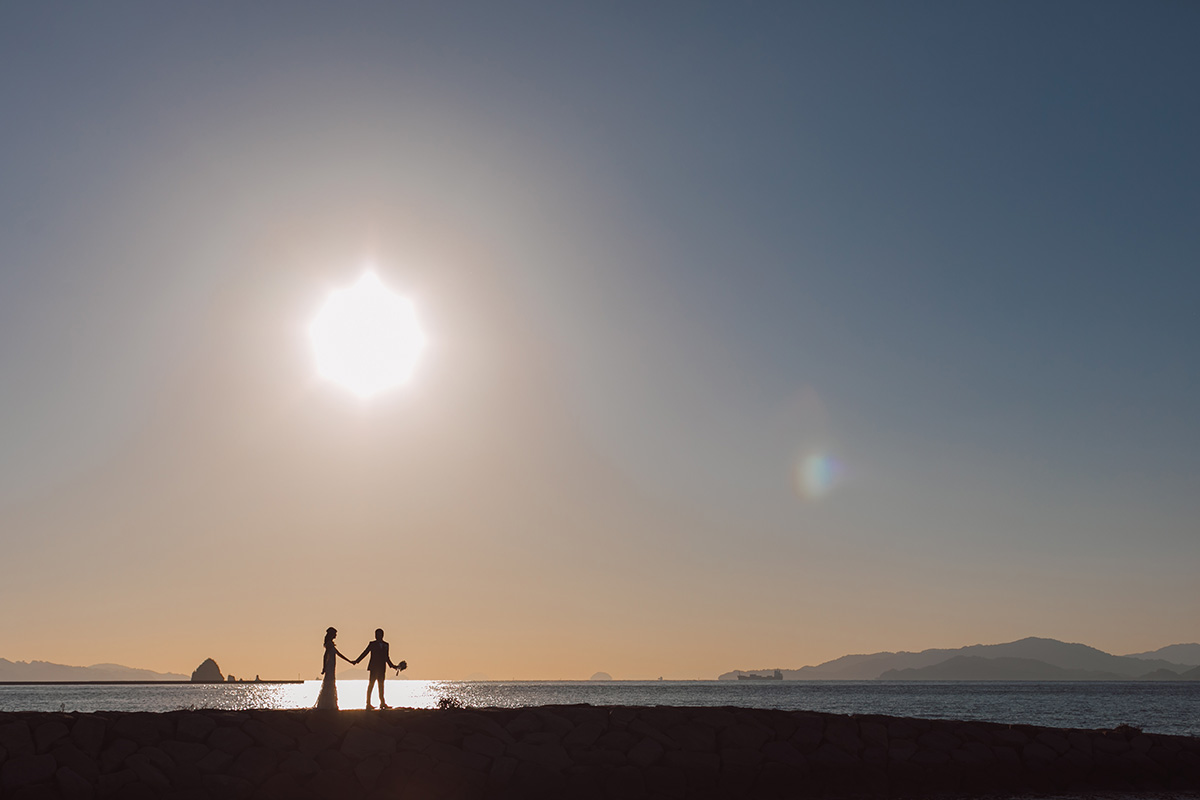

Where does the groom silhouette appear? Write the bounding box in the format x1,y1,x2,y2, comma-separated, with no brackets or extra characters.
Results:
353,628,406,709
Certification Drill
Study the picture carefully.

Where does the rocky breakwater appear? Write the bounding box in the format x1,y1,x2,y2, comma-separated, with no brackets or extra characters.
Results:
1,705,1199,799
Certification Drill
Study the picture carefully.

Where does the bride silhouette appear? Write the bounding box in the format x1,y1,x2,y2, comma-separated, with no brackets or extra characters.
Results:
316,627,354,710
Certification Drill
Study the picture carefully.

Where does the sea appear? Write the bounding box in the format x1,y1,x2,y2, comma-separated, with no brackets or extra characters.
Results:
2,680,1198,738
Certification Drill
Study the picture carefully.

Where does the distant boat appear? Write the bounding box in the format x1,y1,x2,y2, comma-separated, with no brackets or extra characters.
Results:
737,669,784,681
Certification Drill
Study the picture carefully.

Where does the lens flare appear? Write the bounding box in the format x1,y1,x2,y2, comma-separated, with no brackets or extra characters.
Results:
796,450,844,499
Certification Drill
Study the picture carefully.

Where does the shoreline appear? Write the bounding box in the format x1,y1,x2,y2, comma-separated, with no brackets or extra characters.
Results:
2,704,1198,798
0,681,305,686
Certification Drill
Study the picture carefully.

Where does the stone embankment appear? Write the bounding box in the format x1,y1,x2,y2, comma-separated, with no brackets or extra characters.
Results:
2,705,1199,799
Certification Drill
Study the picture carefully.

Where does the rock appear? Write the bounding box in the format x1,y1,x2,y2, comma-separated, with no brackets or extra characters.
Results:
2,754,57,790
860,720,889,749
644,764,688,798
123,754,170,790
571,748,628,767
135,745,174,773
279,752,319,778
589,672,612,681
195,749,233,774
889,739,919,762
426,741,489,773
175,714,216,743
50,742,98,782
756,761,805,797
315,749,353,773
504,712,542,736
790,715,825,750
722,747,766,769
100,738,139,773
824,719,862,754
1036,729,1071,755
255,773,309,800
604,765,646,798
397,731,431,752
202,773,254,799
518,731,563,747
1068,731,1093,756
919,729,963,752
910,746,951,766
158,740,209,766
810,742,858,767
1023,740,1060,767
668,725,715,752
628,737,665,767
33,722,69,754
388,750,432,776
230,747,279,784
190,659,223,683
341,727,396,760
97,768,136,796
508,741,573,771
244,719,294,750
354,753,388,789
452,712,516,745
298,731,339,758
55,766,93,800
629,718,679,749
535,710,575,735
488,754,518,787
111,715,160,747
69,717,106,757
596,729,639,752
207,726,253,756
0,723,34,759
463,733,507,758
951,741,997,766
564,720,605,747
761,740,807,768
308,768,360,800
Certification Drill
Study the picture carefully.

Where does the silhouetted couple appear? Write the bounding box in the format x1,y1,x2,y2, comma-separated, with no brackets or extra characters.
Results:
317,627,407,710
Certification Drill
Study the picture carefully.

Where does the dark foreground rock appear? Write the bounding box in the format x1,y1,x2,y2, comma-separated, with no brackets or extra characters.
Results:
0,705,1197,799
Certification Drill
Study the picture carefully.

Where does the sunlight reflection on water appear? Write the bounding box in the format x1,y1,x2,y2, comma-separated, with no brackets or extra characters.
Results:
2,681,1198,738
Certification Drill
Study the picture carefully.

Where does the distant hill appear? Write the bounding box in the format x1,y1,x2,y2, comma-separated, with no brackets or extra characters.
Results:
0,659,187,682
880,656,1127,681
1122,643,1200,666
720,637,1196,681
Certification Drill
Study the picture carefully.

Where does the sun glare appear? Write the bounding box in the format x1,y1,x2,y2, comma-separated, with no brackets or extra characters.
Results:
309,272,425,397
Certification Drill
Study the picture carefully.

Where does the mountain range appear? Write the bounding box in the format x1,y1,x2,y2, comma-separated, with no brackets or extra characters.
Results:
0,659,188,682
721,638,1200,681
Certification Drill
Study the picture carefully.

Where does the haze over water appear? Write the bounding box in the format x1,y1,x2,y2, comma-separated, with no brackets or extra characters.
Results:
1,3,1198,683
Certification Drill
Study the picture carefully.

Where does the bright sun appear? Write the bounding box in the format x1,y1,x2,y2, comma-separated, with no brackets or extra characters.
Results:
309,272,425,397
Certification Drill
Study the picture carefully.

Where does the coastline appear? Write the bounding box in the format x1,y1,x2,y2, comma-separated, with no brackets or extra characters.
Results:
2,704,1198,799
0,681,304,686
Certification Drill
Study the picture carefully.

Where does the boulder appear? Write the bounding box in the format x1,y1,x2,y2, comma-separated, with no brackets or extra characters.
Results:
190,659,223,683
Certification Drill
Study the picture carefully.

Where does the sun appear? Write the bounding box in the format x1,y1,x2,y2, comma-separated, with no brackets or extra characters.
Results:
309,272,425,397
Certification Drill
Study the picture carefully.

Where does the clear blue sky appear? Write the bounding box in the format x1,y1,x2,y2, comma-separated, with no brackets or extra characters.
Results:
1,2,1196,677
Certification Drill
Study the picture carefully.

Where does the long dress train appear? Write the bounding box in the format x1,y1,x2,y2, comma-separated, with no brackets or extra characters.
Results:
316,643,338,710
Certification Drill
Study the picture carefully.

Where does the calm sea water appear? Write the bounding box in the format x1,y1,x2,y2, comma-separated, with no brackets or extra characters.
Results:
1,681,1198,738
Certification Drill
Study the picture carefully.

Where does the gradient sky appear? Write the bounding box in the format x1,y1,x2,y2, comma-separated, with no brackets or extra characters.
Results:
1,2,1197,681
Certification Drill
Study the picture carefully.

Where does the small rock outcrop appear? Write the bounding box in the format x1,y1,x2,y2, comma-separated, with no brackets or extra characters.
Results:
190,658,223,683
589,671,613,681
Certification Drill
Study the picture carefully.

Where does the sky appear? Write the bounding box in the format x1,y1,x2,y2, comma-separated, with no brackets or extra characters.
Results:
1,2,1197,681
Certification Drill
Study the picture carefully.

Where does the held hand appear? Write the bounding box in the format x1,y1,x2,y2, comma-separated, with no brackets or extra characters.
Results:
398,661,407,672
